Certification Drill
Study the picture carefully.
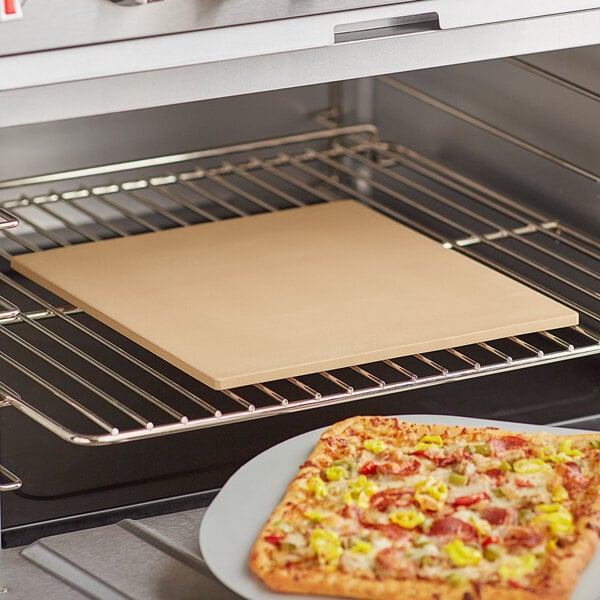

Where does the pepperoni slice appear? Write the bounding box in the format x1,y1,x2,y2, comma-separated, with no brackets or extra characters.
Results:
375,547,417,577
481,506,511,525
342,505,360,520
489,435,528,455
484,468,506,483
369,488,414,511
377,458,421,477
411,450,434,461
432,454,459,467
557,461,589,494
503,526,545,549
357,511,410,539
375,523,412,540
429,517,477,541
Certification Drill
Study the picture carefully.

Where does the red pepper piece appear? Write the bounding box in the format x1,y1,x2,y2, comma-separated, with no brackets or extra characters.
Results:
482,535,500,548
515,478,535,488
360,460,378,475
453,492,490,506
508,579,526,589
264,534,285,545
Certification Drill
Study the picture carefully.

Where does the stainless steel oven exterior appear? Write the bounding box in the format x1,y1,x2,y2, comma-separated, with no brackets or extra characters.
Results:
1,1,599,597
3,0,600,127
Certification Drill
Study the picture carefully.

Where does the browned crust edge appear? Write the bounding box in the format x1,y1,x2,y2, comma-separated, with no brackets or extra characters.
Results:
249,416,600,600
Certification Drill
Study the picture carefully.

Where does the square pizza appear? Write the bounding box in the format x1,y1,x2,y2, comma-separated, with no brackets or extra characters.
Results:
249,416,600,599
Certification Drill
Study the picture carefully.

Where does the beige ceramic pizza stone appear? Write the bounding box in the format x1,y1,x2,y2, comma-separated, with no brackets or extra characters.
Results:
11,200,577,390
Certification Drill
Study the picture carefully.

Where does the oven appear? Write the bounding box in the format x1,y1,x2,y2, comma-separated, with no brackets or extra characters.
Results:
1,1,599,597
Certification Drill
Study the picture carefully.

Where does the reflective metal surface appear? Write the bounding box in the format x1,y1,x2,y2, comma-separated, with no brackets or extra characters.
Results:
0,126,598,446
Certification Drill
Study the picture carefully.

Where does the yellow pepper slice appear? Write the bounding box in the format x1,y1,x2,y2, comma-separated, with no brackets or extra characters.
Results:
540,439,583,463
414,477,448,511
537,503,564,512
469,514,492,537
389,509,425,529
325,466,348,481
363,439,387,454
513,458,551,474
344,475,379,509
348,475,378,496
559,439,583,458
421,435,443,446
534,504,574,535
498,553,537,580
343,490,371,509
351,539,372,554
444,539,482,567
413,435,444,452
415,477,448,501
551,485,569,503
304,511,324,522
307,476,328,499
310,529,343,565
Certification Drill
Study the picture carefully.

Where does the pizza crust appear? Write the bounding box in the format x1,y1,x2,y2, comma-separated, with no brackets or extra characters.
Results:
249,416,600,600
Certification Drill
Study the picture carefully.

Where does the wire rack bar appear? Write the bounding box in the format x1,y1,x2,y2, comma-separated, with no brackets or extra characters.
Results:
0,126,598,445
0,296,20,320
505,58,600,103
376,75,600,184
0,207,20,230
0,125,379,191
0,267,221,418
340,145,600,283
297,146,600,316
0,463,23,492
382,143,600,256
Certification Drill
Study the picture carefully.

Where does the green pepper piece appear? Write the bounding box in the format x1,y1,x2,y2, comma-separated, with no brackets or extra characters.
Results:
475,444,492,456
484,545,501,561
449,472,468,486
446,572,467,586
519,508,533,524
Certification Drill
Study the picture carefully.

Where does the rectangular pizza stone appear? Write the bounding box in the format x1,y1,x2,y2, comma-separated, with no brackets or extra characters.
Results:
11,200,577,389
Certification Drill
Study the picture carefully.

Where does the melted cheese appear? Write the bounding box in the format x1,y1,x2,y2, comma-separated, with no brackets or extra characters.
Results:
271,422,599,587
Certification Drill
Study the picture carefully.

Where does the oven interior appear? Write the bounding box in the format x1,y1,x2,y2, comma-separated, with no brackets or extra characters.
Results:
1,46,599,550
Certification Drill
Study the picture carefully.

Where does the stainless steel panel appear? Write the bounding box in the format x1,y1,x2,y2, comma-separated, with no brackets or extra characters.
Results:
2,0,600,58
0,0,417,55
374,46,600,238
2,11,600,126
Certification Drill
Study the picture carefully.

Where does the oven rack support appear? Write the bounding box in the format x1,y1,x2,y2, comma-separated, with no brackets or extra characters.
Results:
0,463,22,492
0,126,598,445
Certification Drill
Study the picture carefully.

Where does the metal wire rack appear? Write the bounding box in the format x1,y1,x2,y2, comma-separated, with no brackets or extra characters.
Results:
0,125,598,445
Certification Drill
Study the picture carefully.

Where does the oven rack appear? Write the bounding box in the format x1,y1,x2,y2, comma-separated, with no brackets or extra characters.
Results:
0,125,598,445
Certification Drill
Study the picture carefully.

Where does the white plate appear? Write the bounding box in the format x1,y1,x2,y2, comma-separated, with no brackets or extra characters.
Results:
199,414,600,600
